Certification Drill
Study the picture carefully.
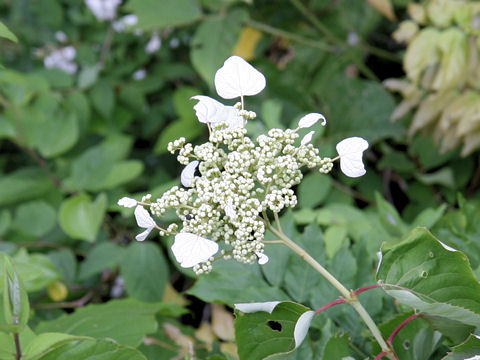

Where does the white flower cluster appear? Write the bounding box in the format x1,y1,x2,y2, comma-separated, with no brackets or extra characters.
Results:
85,0,121,21
44,46,78,74
119,56,369,274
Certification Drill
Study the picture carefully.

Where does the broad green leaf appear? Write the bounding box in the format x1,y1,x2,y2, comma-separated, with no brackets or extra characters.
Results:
103,160,143,189
415,167,455,189
35,298,165,347
191,9,246,85
187,260,289,304
377,228,480,327
324,225,347,259
36,112,79,158
12,249,59,293
0,253,29,332
77,65,99,89
22,333,90,359
89,81,114,119
0,21,17,42
58,193,107,242
126,0,201,30
297,173,331,208
0,115,16,139
48,249,77,284
235,301,313,360
443,334,480,359
410,204,447,229
0,210,11,236
120,242,168,302
422,315,474,344
321,333,352,359
375,192,408,237
78,242,125,280
0,326,35,359
13,201,56,237
0,168,53,206
32,338,147,360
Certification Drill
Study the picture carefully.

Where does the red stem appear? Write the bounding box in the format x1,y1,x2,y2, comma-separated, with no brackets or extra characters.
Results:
314,298,345,314
374,351,389,360
354,284,380,295
387,313,421,344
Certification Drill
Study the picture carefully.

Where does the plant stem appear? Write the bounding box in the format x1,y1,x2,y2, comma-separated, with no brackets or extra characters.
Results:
266,223,391,353
14,332,21,360
387,313,421,344
315,298,345,314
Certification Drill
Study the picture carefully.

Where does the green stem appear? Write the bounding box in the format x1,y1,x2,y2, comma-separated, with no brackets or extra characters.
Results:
266,222,390,353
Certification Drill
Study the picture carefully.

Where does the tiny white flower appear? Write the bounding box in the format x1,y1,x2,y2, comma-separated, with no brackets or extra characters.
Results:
44,46,78,74
132,69,146,80
298,113,326,129
214,56,266,99
171,232,219,268
55,31,68,43
145,32,161,54
301,131,315,146
191,96,244,128
336,137,369,178
224,198,237,219
181,160,199,187
117,197,137,208
113,14,138,32
134,205,156,241
255,251,269,265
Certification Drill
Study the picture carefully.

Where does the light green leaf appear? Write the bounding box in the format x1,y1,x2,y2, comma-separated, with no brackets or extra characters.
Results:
78,242,125,280
0,210,12,236
58,193,107,242
191,9,246,85
30,338,147,360
235,301,313,360
375,192,408,237
22,333,90,359
410,204,447,229
377,227,480,327
321,333,352,359
415,167,455,189
0,21,18,42
77,65,99,90
89,81,114,118
35,298,165,347
297,173,331,208
324,225,347,259
48,249,77,284
120,242,168,302
103,160,143,189
13,201,56,237
12,249,59,293
126,0,201,30
36,112,79,158
0,168,53,206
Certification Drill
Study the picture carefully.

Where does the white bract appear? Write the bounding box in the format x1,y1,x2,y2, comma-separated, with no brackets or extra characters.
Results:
85,0,121,21
298,113,326,129
301,131,315,146
181,160,199,187
117,197,137,208
336,137,369,178
145,32,162,54
214,56,266,99
171,232,219,268
44,46,78,74
255,251,269,265
234,301,280,314
132,69,146,80
134,205,157,241
294,311,315,349
55,31,68,43
113,14,138,32
191,96,243,128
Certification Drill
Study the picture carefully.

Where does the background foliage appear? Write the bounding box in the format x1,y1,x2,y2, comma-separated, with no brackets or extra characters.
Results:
1,0,480,359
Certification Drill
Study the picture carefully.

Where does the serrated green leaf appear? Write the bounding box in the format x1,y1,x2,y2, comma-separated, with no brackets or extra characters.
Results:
377,227,480,327
58,193,107,242
35,298,164,347
235,301,312,360
22,333,90,360
442,334,480,359
120,242,168,302
0,21,17,42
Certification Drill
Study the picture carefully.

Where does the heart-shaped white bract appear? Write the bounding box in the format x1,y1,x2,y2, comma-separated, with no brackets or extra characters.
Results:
293,310,315,349
134,205,157,241
336,137,369,178
214,56,266,99
191,96,244,128
118,196,137,208
301,131,315,146
297,113,327,129
181,160,199,187
171,232,219,268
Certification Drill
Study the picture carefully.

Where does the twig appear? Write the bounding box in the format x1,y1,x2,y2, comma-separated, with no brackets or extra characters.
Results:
14,333,21,360
99,23,115,68
33,290,94,309
387,313,421,344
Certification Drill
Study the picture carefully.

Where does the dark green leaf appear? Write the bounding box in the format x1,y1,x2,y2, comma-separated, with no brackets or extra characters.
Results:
13,201,56,237
78,242,125,280
443,334,480,359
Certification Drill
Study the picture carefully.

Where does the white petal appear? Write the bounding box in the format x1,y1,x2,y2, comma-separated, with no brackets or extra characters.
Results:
117,197,138,208
437,240,457,252
255,251,269,265
336,137,369,178
181,160,199,187
294,310,315,349
298,113,326,129
134,205,156,229
135,227,153,242
301,131,315,146
214,56,266,99
145,32,161,54
224,198,237,219
234,301,280,314
171,233,219,268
